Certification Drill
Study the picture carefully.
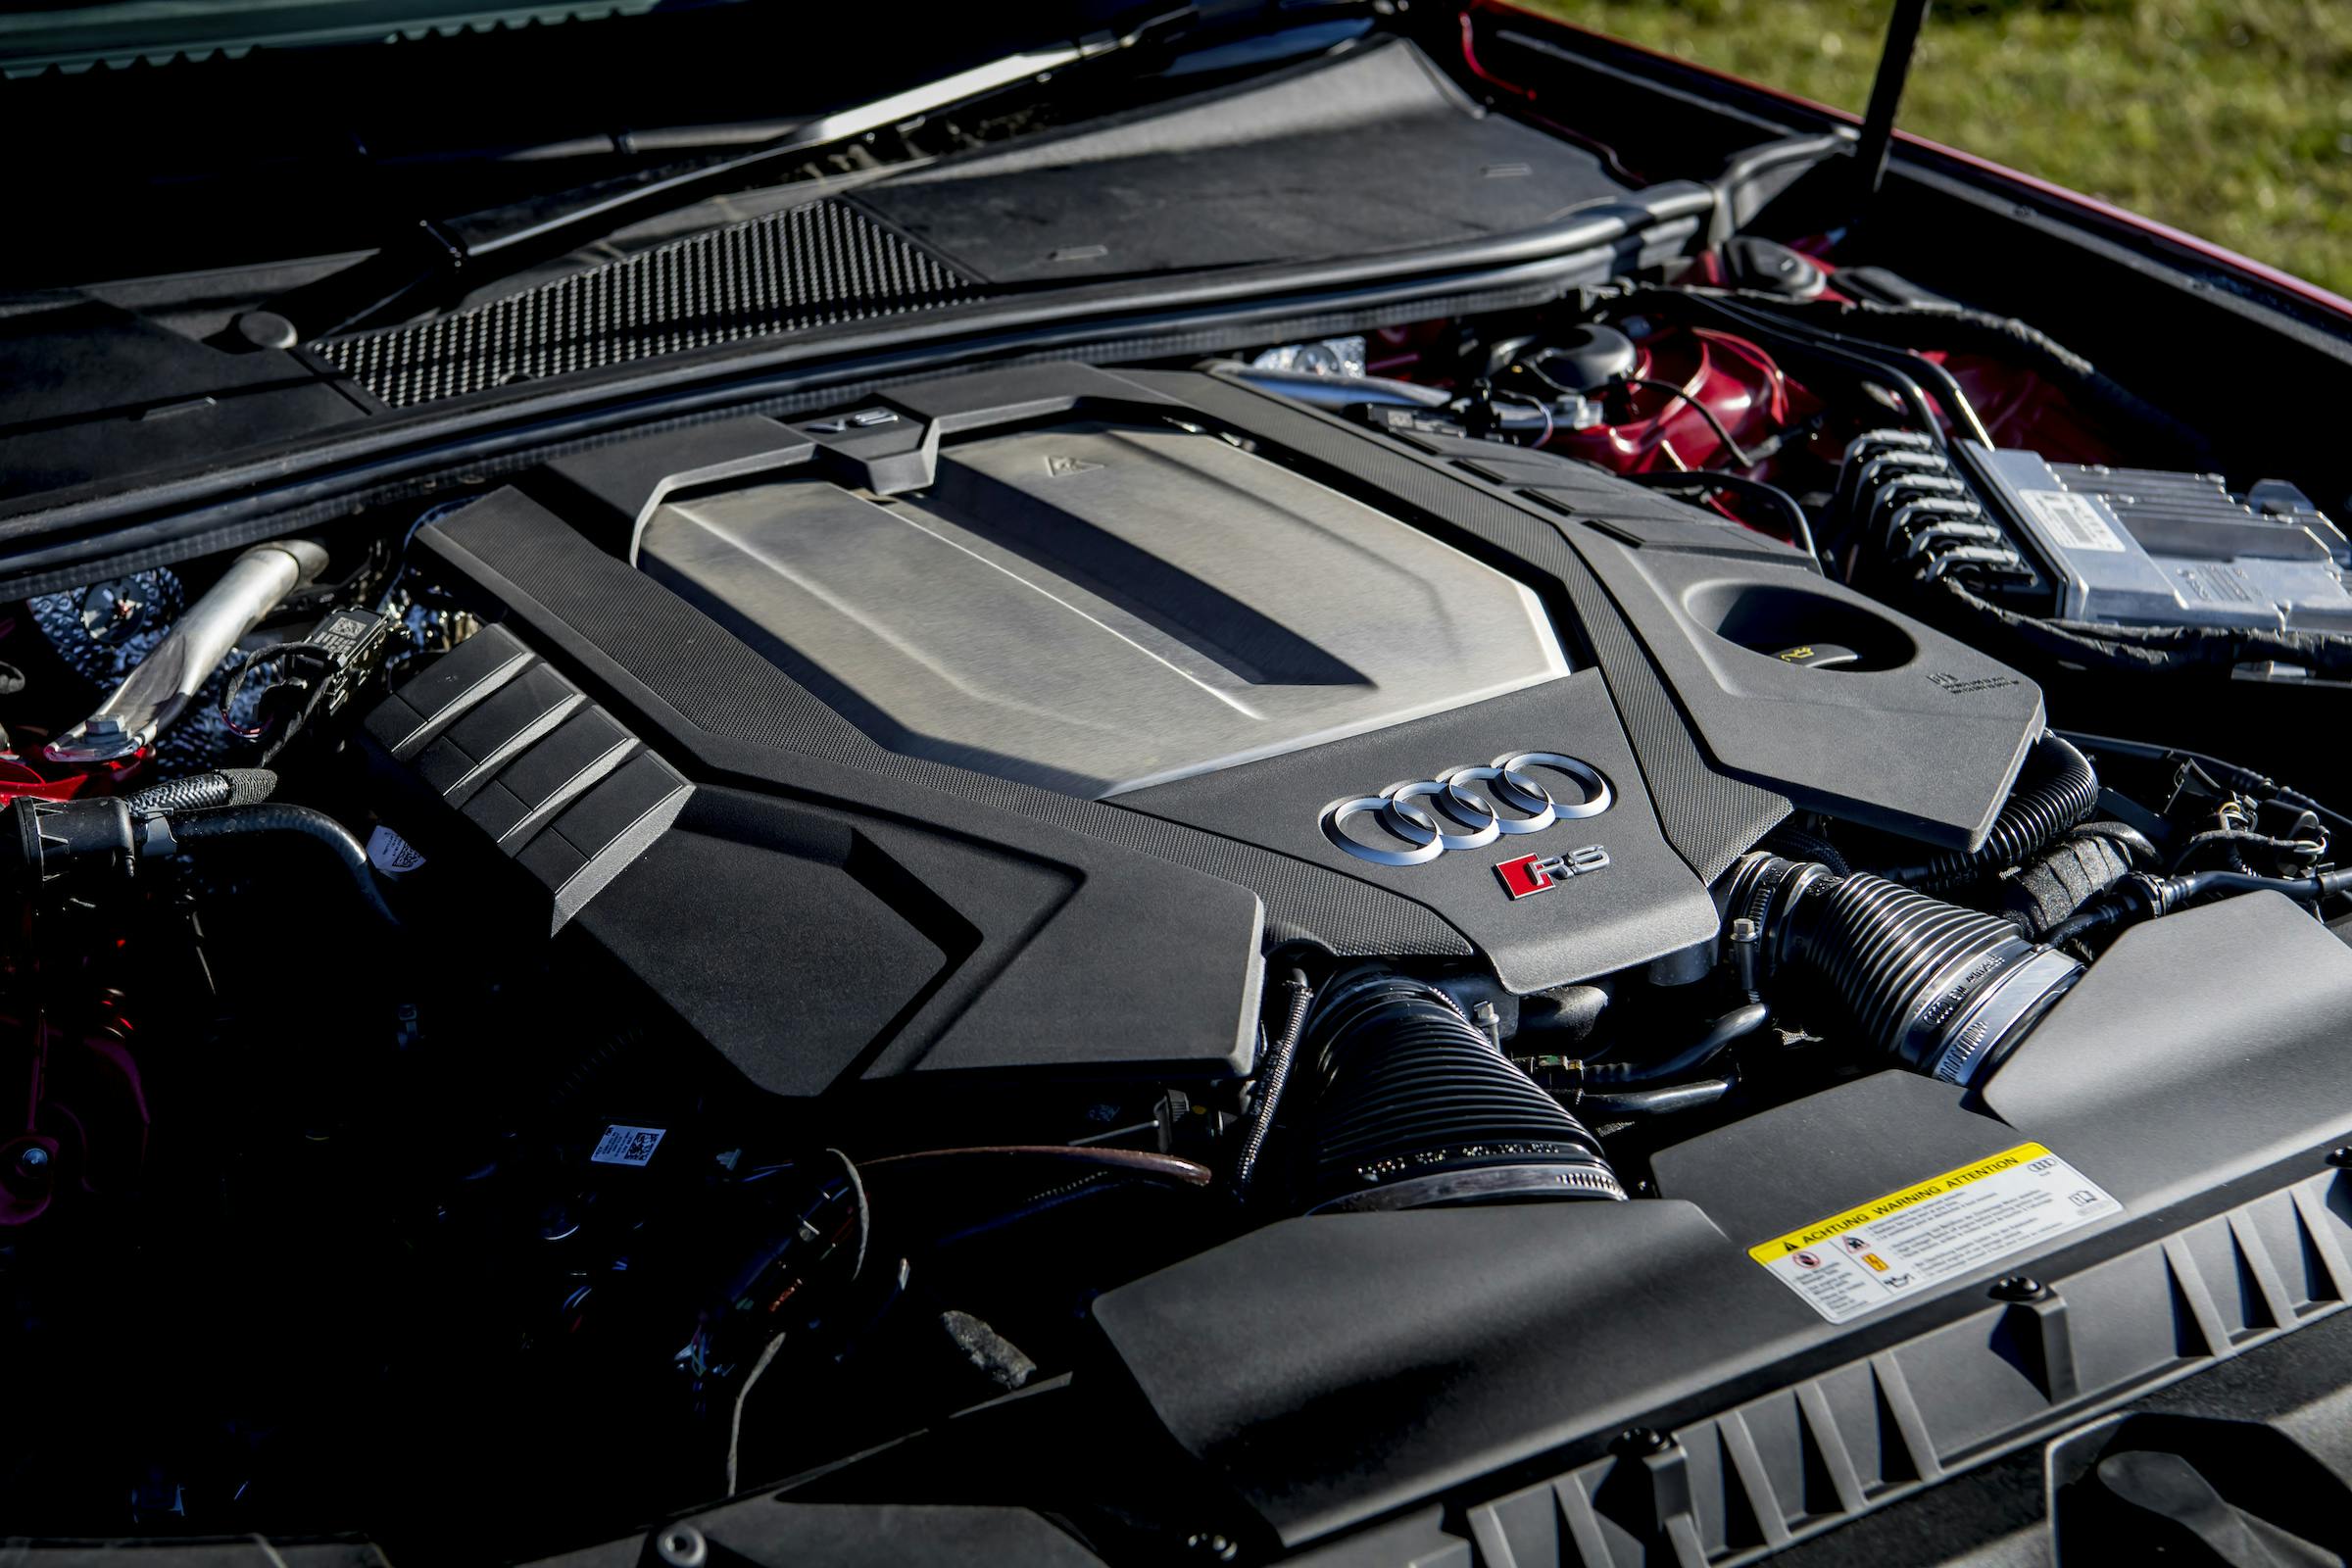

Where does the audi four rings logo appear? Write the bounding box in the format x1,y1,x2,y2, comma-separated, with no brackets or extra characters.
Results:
1319,751,1613,899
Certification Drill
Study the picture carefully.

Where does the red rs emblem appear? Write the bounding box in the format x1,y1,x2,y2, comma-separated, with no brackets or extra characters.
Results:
1494,845,1610,900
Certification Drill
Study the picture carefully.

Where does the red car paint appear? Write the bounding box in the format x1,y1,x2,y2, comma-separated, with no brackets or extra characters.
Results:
1547,322,1811,474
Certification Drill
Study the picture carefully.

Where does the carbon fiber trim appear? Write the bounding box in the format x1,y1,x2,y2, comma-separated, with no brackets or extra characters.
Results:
315,200,983,408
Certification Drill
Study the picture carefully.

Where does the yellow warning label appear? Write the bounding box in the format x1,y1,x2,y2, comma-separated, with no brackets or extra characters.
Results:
1747,1141,2122,1324
1747,1142,2056,1263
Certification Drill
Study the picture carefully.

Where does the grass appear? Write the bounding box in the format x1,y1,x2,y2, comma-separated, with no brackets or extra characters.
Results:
1518,0,2352,299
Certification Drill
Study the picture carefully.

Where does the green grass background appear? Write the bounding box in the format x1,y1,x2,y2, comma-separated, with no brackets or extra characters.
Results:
1522,0,2352,298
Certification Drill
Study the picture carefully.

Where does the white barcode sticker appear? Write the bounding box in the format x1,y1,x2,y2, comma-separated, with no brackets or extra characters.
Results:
591,1125,665,1166
367,824,427,876
2018,488,2127,553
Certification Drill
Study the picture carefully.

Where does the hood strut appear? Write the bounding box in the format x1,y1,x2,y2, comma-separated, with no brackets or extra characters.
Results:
1856,0,1933,203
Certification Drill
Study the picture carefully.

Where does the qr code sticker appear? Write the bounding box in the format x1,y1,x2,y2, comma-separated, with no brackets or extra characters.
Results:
591,1125,665,1166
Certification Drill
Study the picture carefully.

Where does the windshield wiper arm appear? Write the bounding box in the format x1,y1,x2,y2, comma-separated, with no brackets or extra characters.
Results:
273,17,1184,342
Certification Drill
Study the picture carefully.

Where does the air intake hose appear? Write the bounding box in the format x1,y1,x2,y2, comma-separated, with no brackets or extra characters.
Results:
1891,732,2100,892
1297,971,1623,1212
1725,855,2083,1085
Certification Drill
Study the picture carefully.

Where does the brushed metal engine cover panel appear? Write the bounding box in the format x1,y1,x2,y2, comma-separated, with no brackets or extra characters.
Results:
638,418,1569,798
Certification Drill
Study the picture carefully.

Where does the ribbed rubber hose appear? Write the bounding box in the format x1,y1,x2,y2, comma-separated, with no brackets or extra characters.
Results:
1894,733,2098,892
1299,973,1621,1210
169,804,398,926
1784,874,2034,1060
1728,855,2082,1084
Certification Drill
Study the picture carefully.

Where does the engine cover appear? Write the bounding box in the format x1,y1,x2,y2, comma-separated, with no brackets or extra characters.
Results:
367,363,2045,1099
634,416,1570,798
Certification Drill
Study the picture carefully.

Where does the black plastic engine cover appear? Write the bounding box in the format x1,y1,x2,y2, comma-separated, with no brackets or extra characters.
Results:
368,362,2044,1098
1090,893,2352,1550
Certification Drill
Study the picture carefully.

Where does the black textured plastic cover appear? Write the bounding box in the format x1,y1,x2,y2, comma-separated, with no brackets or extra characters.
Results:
315,200,982,408
1097,891,2352,1548
384,362,2049,1095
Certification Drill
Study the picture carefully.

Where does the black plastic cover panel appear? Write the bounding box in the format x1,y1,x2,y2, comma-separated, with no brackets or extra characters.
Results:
1564,521,2045,847
1095,891,2352,1548
365,604,1263,1096
379,361,2048,1095
853,38,1651,285
317,199,985,410
1980,891,2352,1210
362,621,691,934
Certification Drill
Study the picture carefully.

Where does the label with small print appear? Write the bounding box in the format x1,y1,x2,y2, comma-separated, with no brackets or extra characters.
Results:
2018,488,2127,553
367,824,427,876
591,1125,665,1167
1749,1142,2121,1324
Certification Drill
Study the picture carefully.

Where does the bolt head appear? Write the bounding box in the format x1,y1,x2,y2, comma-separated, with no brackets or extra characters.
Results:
1989,1274,2045,1301
231,311,300,352
2327,1147,2352,1169
1616,1426,1672,1454
654,1524,708,1568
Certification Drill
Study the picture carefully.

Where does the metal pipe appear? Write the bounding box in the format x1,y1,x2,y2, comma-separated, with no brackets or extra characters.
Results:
46,540,326,763
1217,364,1452,411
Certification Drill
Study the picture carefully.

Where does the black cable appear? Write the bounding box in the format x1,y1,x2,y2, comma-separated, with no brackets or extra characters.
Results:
1613,375,1756,466
862,1145,1211,1186
1762,823,1852,875
1579,1078,1735,1118
1657,287,1999,459
168,803,398,926
1707,293,1998,449
1231,968,1313,1204
2170,828,2324,875
1673,288,1986,443
1582,1003,1770,1087
1620,469,1820,569
2059,731,2352,843
2045,866,2352,949
1741,295,2214,466
1885,346,1995,449
1613,287,1947,437
1483,388,1558,447
220,640,339,766
1936,573,2352,681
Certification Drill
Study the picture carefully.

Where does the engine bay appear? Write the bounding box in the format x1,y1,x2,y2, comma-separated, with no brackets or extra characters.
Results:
6,22,2352,1568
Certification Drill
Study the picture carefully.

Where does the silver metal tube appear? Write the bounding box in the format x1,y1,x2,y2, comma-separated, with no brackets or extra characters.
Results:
46,539,327,763
1220,365,1453,411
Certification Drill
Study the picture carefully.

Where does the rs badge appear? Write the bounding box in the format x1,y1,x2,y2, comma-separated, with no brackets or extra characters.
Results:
1494,845,1611,900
